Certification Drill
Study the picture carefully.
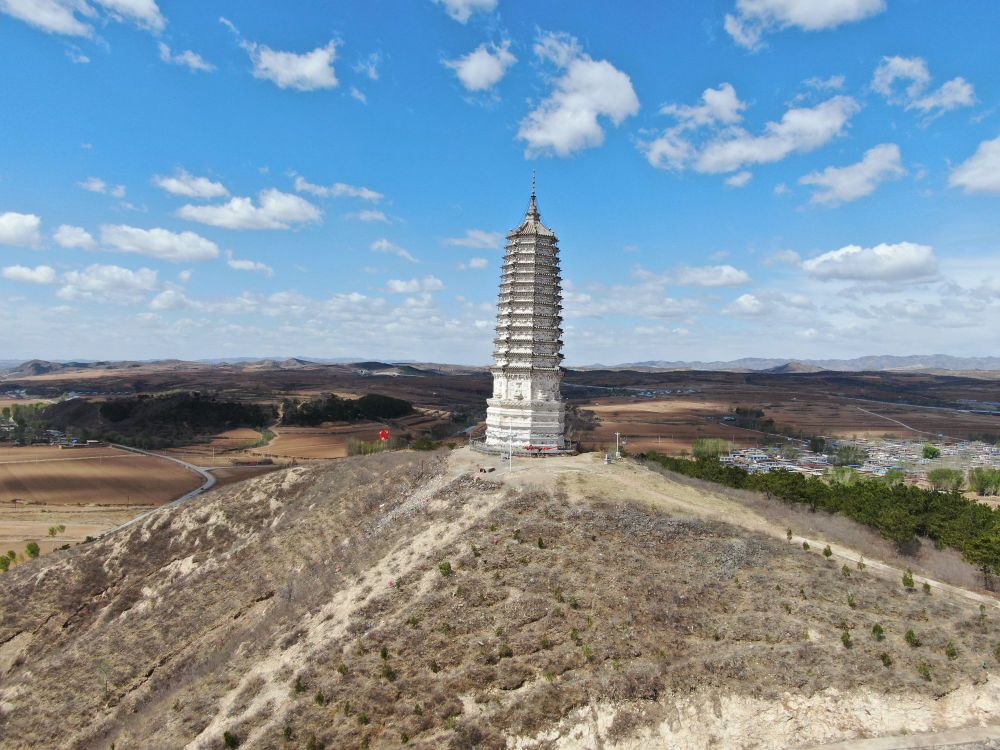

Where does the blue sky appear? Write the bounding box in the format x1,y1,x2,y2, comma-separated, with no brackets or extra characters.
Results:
1,0,999,365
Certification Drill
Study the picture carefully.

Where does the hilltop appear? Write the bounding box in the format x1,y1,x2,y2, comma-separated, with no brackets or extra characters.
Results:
2,449,999,749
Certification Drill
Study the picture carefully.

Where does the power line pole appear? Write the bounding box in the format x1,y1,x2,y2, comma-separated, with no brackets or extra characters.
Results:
615,432,623,460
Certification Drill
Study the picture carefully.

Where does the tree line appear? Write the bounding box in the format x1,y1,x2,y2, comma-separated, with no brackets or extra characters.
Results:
641,452,1000,586
281,393,413,426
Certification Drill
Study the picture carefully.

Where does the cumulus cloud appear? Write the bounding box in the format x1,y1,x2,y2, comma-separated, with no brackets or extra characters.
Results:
222,17,337,91
79,176,126,198
433,0,496,23
54,224,97,250
518,31,639,158
445,40,516,92
724,171,753,188
465,257,489,269
2,265,57,284
949,135,1000,194
0,211,43,247
293,175,383,201
725,0,886,50
154,169,228,199
371,238,418,263
354,52,381,81
158,42,214,72
763,249,802,266
177,189,321,230
799,143,905,205
386,275,444,293
351,210,388,223
872,56,975,118
0,0,164,36
723,293,766,316
675,264,751,287
444,229,503,249
58,263,159,304
803,242,938,282
226,251,273,276
100,224,220,262
642,87,859,175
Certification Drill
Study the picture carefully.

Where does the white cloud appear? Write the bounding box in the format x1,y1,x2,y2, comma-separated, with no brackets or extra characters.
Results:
58,263,159,304
518,31,639,158
467,257,488,269
805,75,845,91
226,251,273,276
148,288,190,311
0,212,43,247
2,265,57,284
386,275,445,293
949,135,1000,194
659,82,746,129
643,89,859,175
725,0,886,50
79,176,126,198
92,0,164,32
293,175,383,201
178,269,192,282
177,189,321,230
371,238,418,263
222,17,337,91
433,0,496,23
723,293,766,316
0,0,164,36
352,210,388,223
799,142,905,205
444,229,503,249
100,224,220,262
872,56,975,118
158,42,214,72
54,224,97,250
695,96,860,173
354,52,381,81
153,169,228,199
675,264,751,287
724,171,753,187
445,40,516,92
803,242,938,282
349,87,367,104
66,48,90,64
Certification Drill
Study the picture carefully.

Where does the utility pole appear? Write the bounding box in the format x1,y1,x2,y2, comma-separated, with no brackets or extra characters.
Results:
615,432,623,460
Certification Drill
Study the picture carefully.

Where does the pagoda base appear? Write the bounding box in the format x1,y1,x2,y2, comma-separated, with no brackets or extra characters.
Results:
470,439,577,457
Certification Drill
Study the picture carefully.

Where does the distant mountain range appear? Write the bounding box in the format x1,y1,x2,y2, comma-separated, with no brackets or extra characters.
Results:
2,354,999,377
587,355,1000,373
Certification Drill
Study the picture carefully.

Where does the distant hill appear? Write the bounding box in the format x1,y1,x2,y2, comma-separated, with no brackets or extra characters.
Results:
593,354,1000,373
761,361,826,374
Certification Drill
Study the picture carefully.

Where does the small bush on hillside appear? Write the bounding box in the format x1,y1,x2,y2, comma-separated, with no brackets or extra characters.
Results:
26,542,40,559
847,593,856,609
945,641,958,659
438,561,453,577
222,731,240,748
917,661,932,681
841,630,853,649
872,624,885,641
802,541,810,551
902,569,915,589
905,629,921,648
841,564,851,578
823,545,833,558
314,691,325,706
880,652,893,667
922,581,931,594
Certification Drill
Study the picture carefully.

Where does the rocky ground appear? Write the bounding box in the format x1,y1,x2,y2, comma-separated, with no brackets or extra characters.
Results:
1,448,999,749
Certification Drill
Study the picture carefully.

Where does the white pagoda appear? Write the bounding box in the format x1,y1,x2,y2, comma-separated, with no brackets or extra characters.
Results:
480,182,572,455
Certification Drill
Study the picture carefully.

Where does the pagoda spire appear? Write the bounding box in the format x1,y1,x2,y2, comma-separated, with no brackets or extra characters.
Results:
526,170,540,221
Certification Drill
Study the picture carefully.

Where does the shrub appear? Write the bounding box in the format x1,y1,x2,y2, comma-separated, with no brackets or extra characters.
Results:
537,537,546,549
922,444,941,459
928,468,963,492
283,725,293,740
842,565,851,578
430,660,440,673
401,733,410,744
306,735,322,750
357,712,370,726
802,541,810,551
380,646,389,661
945,641,958,660
823,545,833,558
841,630,853,648
406,615,420,628
857,556,866,571
917,661,932,681
872,623,885,641
541,636,552,649
498,644,513,659
381,663,397,681
314,691,325,706
223,731,240,749
847,593,856,609
786,528,793,541
293,675,304,693
880,652,893,667
0,557,8,573
411,436,439,451
905,629,921,648
922,581,931,594
337,663,348,676
438,561,453,577
26,542,40,559
902,569,915,589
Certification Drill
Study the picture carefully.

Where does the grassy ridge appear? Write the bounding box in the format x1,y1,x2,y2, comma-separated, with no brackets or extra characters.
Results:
641,453,1000,582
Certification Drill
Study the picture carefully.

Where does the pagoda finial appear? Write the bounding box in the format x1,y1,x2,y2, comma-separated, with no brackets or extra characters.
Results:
527,170,540,220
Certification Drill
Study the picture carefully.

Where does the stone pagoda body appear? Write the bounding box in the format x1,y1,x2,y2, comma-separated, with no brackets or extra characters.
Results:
481,183,572,455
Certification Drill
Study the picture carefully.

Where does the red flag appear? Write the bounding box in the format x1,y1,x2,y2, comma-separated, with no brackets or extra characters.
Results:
379,429,391,442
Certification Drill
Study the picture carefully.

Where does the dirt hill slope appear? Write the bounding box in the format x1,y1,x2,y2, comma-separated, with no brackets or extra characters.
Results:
1,450,999,749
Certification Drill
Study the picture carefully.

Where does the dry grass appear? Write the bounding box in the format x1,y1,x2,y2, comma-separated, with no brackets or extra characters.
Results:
1,450,998,749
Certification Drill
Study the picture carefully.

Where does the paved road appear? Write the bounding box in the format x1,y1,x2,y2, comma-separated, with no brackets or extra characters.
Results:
101,444,216,535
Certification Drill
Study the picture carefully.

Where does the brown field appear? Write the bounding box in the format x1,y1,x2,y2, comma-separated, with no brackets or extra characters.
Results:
583,383,1000,454
160,428,266,466
250,423,389,460
0,444,203,557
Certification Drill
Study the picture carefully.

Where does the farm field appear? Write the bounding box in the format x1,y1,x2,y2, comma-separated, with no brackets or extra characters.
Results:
0,444,203,557
583,386,1000,454
250,423,389,460
160,428,267,466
